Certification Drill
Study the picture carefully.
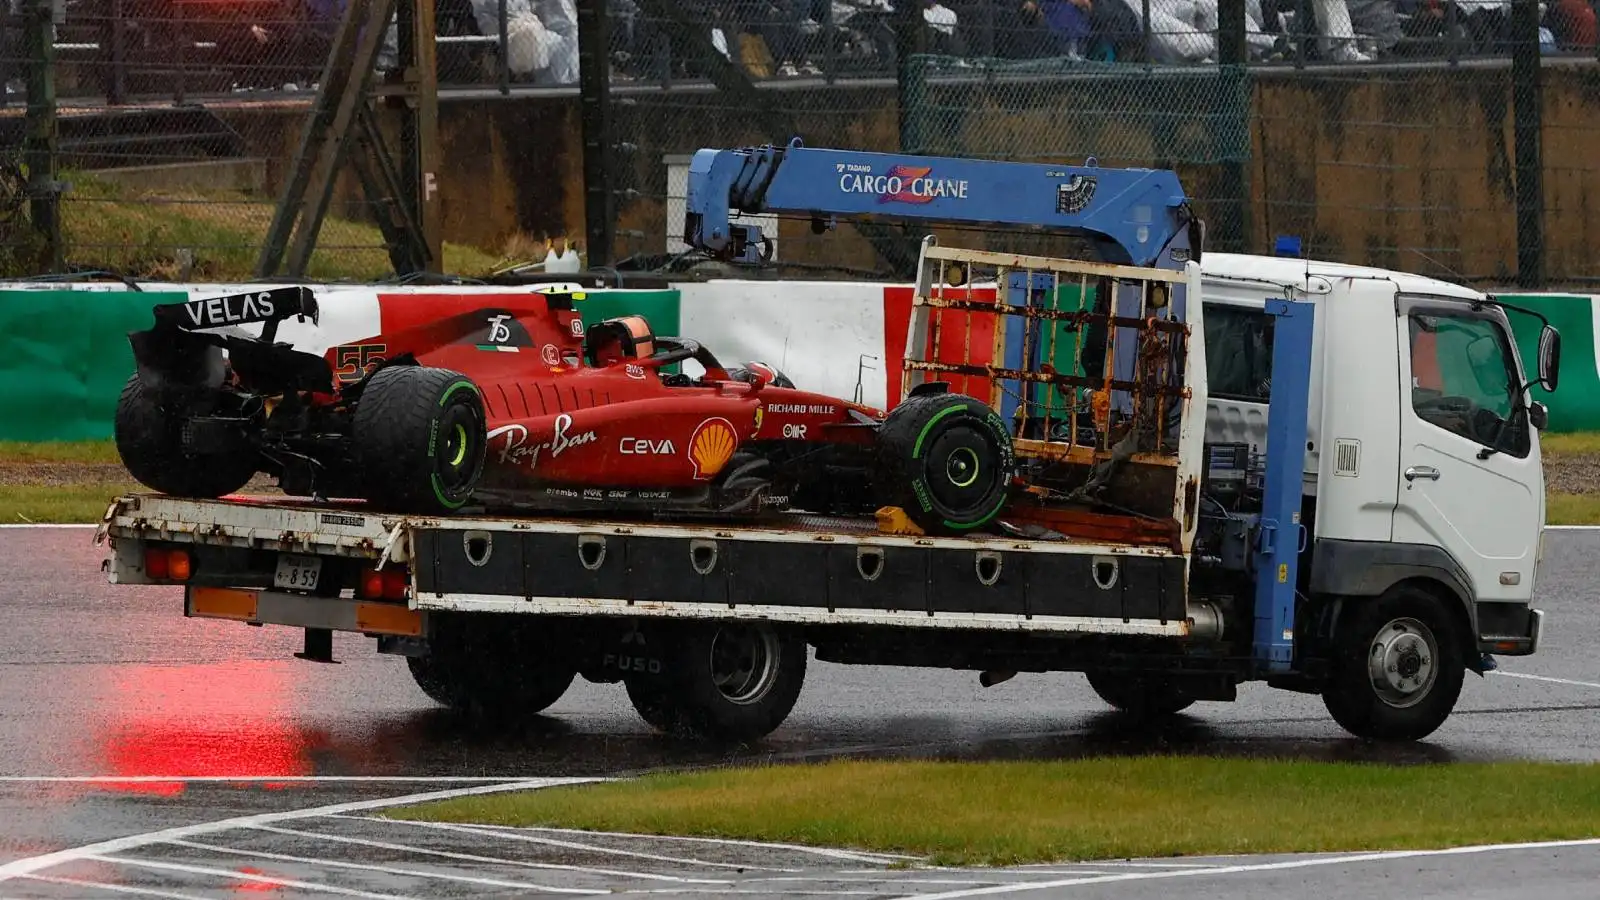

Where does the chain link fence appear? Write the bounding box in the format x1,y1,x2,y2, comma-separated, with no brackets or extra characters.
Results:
2,0,1598,283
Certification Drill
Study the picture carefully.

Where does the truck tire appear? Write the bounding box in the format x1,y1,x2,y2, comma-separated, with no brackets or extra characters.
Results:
1085,670,1198,717
1321,585,1466,741
114,374,257,498
408,617,577,718
625,622,806,742
875,391,1015,534
353,365,487,514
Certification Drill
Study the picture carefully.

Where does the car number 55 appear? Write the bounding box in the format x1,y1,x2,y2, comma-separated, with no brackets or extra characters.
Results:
274,554,322,590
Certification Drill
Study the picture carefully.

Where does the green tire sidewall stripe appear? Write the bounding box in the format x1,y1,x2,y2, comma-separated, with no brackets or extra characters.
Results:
438,380,478,407
432,379,480,508
911,403,966,459
942,493,1009,531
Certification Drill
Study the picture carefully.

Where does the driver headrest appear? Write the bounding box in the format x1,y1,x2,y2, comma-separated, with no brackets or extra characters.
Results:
584,315,655,365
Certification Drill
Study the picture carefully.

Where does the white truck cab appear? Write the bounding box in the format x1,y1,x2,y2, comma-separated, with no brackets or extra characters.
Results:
1198,252,1550,662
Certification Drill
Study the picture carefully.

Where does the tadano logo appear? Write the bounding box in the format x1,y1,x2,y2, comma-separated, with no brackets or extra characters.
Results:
837,165,968,205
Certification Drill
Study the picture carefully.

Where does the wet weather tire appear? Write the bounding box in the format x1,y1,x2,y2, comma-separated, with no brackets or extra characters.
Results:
352,365,487,514
1321,586,1467,742
625,622,806,743
876,390,1014,534
113,374,257,497
409,616,577,718
1085,671,1198,717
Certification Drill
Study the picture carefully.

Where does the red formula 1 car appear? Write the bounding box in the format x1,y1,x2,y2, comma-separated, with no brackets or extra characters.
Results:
114,284,1017,533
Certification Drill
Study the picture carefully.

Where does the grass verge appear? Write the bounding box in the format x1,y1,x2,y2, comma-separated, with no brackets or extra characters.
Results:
31,175,513,282
385,757,1600,866
1,482,134,524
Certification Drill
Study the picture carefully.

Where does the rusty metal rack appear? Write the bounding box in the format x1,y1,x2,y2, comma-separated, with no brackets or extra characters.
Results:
901,236,1206,546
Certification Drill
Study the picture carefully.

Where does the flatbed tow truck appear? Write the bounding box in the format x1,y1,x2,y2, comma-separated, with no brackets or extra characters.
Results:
96,140,1557,744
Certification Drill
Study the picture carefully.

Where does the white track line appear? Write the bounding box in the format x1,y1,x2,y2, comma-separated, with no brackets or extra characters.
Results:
165,838,600,894
1492,671,1600,690
0,776,604,882
83,854,418,900
1011,861,1222,869
416,820,918,864
360,818,803,872
17,874,213,900
890,837,1600,899
246,824,732,885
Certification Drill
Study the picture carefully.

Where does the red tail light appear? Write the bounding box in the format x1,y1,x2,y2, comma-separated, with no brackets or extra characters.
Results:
381,568,409,600
359,569,385,598
144,547,191,581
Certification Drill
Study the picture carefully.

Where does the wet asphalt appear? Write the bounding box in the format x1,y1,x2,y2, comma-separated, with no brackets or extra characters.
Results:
0,526,1597,898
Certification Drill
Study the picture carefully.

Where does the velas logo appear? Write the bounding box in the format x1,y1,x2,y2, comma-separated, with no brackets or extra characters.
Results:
688,417,738,480
837,165,969,205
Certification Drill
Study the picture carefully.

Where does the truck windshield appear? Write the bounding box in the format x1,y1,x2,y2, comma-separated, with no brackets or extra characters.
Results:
1408,311,1530,458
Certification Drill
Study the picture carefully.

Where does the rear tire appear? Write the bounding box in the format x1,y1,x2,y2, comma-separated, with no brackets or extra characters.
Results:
409,616,577,718
114,374,257,497
1321,585,1466,741
876,390,1014,534
1085,670,1198,717
625,622,806,742
352,365,487,513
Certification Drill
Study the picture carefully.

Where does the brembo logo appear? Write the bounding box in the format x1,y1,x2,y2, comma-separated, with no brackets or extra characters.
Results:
836,163,968,205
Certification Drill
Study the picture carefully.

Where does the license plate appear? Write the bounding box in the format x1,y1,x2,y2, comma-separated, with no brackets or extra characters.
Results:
273,554,322,590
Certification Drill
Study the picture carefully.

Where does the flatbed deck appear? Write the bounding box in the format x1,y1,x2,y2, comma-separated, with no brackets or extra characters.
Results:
98,493,1202,639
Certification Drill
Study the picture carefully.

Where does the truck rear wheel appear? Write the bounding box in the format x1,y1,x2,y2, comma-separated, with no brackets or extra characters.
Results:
1085,670,1198,717
114,374,257,498
624,622,806,742
353,365,487,514
875,391,1015,535
408,617,577,718
1321,585,1466,741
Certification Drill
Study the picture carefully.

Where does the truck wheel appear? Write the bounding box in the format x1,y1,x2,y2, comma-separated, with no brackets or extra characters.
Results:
876,391,1015,534
1321,585,1466,741
409,618,577,717
1085,670,1198,717
114,374,258,498
627,622,806,742
353,365,487,514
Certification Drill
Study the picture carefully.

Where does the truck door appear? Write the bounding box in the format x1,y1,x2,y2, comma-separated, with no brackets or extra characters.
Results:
1392,296,1542,601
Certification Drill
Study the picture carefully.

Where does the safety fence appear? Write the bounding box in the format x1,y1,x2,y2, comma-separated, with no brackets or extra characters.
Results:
4,281,1599,441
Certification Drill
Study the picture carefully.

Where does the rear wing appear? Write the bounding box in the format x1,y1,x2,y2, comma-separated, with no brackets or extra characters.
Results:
148,286,320,343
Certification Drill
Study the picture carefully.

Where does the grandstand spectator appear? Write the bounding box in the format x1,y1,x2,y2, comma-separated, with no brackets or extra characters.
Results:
923,0,969,54
1547,0,1594,49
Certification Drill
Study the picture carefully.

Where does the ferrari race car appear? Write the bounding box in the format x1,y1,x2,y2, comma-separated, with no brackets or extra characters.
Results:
113,284,1018,534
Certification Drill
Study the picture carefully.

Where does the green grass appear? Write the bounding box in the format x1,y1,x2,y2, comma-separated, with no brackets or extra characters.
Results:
0,440,119,464
0,482,134,524
1540,432,1600,457
385,757,1600,866
16,174,511,282
1546,492,1600,526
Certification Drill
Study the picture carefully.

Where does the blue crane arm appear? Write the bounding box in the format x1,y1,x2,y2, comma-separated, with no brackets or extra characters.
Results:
683,138,1196,269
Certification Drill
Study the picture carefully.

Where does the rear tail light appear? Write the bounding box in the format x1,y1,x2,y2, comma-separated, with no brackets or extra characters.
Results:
358,566,410,600
144,547,192,581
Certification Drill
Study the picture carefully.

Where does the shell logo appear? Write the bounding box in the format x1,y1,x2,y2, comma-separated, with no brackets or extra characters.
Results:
689,417,738,480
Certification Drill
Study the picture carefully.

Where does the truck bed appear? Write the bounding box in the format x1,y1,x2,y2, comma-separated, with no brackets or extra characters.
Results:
99,493,1200,638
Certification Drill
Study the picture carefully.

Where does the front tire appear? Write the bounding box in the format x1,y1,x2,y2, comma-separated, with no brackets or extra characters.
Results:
352,365,487,513
1321,585,1466,741
875,390,1015,534
114,374,257,497
625,622,806,742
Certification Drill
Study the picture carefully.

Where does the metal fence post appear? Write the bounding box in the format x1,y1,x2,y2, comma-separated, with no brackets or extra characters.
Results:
1215,0,1250,253
576,0,613,267
1511,0,1543,288
22,0,61,272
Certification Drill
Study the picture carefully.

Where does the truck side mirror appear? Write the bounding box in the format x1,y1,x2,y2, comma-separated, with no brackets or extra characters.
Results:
1530,400,1549,431
1537,324,1561,393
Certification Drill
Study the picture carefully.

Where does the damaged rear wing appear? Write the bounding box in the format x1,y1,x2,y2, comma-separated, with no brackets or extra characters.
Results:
150,286,320,344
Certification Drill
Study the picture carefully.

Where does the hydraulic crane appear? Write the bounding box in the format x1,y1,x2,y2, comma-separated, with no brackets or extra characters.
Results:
682,137,1317,674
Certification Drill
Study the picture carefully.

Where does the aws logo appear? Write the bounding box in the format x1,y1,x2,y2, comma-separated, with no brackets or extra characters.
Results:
688,417,737,480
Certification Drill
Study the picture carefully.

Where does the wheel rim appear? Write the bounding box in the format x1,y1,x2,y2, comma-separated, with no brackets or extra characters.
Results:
945,446,980,488
434,403,482,494
923,426,1000,513
707,626,781,705
1366,616,1439,709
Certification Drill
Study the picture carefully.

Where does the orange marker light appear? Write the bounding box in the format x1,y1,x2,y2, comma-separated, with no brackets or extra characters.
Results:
167,550,192,582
